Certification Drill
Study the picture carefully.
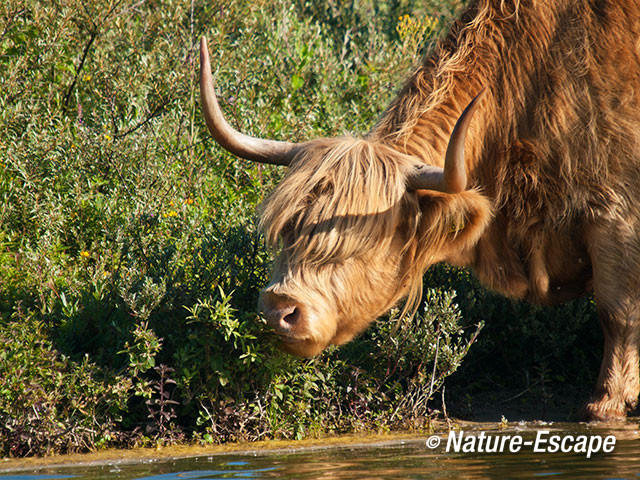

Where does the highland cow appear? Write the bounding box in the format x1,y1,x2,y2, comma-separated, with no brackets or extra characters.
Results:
199,0,640,421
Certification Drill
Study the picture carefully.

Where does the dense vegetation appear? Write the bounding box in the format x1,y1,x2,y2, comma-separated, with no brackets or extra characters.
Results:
1,0,601,457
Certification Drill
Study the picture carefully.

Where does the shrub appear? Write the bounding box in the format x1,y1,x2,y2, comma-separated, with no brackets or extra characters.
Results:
191,289,482,442
0,315,131,456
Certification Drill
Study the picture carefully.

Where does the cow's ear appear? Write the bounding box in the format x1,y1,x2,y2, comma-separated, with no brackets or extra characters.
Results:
416,189,492,261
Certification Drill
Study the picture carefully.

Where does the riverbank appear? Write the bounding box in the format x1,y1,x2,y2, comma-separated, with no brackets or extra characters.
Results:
0,431,434,472
3,419,639,475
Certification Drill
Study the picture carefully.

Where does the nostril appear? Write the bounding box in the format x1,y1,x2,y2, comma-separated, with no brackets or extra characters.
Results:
282,307,300,326
260,292,300,328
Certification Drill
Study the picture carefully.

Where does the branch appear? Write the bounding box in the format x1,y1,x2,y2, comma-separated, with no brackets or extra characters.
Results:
114,102,167,140
62,28,98,113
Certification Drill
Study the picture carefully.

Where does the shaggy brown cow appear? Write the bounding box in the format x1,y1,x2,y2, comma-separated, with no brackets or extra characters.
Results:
199,0,640,421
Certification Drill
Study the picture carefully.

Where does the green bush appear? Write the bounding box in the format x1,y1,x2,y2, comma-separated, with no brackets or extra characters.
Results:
189,289,482,442
0,316,131,456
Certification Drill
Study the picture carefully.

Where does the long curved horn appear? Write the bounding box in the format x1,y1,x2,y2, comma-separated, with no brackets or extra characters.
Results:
199,37,299,165
407,88,487,193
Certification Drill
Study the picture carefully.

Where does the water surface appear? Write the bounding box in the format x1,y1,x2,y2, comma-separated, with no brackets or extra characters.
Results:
2,423,639,479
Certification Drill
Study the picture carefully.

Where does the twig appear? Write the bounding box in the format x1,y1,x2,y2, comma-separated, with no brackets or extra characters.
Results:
442,386,451,427
428,331,441,401
63,0,131,113
114,102,167,139
62,29,98,112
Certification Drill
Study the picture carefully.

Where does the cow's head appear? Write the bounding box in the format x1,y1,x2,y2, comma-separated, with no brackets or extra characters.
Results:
200,38,491,357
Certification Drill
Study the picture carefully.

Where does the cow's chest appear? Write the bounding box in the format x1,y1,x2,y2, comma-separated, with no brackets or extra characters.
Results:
465,217,593,306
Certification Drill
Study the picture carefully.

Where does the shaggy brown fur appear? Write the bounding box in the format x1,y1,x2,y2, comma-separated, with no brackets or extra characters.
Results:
257,0,640,421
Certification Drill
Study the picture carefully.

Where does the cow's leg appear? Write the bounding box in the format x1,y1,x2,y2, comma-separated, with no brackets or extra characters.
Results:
584,228,640,421
584,306,640,420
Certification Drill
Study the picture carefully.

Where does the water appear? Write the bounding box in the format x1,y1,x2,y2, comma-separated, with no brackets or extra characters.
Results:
2,423,639,479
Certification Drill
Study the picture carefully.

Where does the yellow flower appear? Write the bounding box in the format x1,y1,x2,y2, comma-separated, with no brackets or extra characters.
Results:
83,74,92,82
104,134,112,141
169,200,175,207
396,14,437,45
167,210,178,217
184,197,194,205
80,250,90,258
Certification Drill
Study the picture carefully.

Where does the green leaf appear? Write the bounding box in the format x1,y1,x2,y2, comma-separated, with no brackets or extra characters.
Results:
291,74,304,91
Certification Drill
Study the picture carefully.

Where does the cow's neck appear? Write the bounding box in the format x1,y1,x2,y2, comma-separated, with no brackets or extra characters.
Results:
369,0,565,185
